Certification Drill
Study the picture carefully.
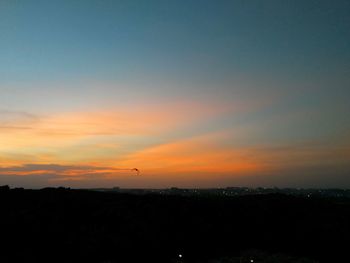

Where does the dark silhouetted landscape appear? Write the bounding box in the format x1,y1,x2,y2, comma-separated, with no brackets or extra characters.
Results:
1,186,350,262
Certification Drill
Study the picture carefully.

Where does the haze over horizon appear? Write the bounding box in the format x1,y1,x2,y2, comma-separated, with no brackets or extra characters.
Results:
0,0,349,188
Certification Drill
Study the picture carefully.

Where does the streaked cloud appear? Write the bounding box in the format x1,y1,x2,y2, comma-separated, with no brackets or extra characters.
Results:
0,163,138,182
0,110,39,130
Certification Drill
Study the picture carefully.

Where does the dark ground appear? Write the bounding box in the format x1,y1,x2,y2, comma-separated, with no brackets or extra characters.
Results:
0,187,349,262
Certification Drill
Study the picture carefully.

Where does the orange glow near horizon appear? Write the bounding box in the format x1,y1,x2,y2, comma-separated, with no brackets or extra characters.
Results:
0,99,349,188
0,100,268,185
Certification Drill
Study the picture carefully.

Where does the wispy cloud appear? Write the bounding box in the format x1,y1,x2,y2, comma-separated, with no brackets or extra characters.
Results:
0,109,39,122
0,163,138,182
0,99,251,161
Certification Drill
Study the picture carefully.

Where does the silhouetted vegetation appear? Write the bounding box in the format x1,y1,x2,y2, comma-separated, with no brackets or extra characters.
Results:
0,186,349,262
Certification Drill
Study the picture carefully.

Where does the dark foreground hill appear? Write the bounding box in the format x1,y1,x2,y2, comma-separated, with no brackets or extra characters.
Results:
0,187,349,262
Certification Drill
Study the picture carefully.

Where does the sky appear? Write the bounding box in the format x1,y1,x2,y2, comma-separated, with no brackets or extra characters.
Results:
0,0,349,188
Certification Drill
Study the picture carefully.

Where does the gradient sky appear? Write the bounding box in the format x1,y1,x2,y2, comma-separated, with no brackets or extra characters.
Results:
0,0,349,188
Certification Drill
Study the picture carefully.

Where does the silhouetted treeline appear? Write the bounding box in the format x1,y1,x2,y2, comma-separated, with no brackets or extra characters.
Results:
0,187,349,262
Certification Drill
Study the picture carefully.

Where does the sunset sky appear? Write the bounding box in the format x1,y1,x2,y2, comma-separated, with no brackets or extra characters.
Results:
0,0,349,188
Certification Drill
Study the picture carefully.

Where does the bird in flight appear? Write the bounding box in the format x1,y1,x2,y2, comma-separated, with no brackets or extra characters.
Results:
131,168,140,175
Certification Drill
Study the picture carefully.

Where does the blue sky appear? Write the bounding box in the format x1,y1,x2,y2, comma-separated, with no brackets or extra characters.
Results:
0,0,349,187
